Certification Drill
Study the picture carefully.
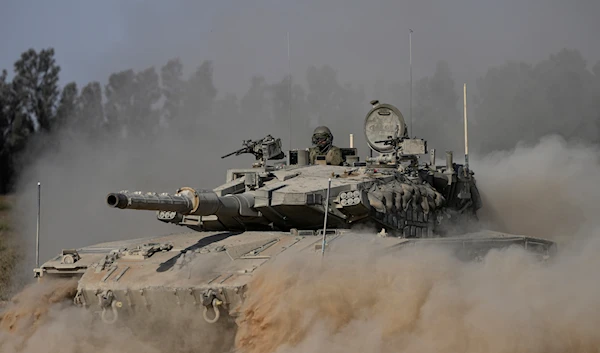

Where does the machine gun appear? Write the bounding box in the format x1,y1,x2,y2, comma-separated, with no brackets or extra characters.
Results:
368,123,426,168
374,125,406,154
221,135,285,167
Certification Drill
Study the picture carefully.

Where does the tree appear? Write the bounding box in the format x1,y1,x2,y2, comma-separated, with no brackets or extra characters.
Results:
592,61,600,142
267,75,312,146
104,69,136,137
240,75,270,124
473,49,598,153
306,65,343,126
534,49,596,141
0,70,9,145
132,66,161,136
54,82,78,130
0,70,12,193
304,65,367,146
160,58,184,124
213,93,240,128
0,67,36,193
413,60,461,152
473,61,538,153
12,48,60,132
269,75,292,124
182,60,217,130
4,76,34,161
76,82,105,136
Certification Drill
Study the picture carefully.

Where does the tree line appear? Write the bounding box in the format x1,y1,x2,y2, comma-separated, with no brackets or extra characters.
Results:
1,47,599,194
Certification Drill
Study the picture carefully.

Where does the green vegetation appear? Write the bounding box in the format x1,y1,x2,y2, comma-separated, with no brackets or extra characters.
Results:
0,196,17,300
0,240,18,300
0,221,10,232
0,200,10,211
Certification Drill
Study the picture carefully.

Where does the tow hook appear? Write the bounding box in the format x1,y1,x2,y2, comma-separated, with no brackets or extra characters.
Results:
201,289,223,324
97,290,122,324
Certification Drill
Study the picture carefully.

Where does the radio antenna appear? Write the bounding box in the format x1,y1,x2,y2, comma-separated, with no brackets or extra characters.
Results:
409,28,413,138
36,182,41,268
463,83,469,171
287,31,292,151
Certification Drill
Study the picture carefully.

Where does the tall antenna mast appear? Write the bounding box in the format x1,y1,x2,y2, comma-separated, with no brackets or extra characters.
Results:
36,182,41,268
287,31,292,151
409,28,413,138
463,83,469,171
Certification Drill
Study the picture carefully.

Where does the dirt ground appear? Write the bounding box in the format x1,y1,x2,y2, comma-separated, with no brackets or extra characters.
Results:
0,195,21,301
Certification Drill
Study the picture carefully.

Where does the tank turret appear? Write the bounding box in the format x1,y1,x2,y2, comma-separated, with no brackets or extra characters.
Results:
103,100,481,237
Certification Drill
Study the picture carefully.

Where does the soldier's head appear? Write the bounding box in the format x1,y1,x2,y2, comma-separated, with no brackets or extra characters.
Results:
312,126,333,151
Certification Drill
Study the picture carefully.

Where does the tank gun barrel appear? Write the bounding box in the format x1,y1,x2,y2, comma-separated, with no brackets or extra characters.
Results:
107,190,195,213
106,187,260,218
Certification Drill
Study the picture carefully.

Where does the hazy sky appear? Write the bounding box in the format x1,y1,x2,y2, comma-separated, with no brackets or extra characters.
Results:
1,0,599,97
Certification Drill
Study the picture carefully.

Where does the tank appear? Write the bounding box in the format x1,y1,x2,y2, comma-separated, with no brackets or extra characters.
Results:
32,100,557,331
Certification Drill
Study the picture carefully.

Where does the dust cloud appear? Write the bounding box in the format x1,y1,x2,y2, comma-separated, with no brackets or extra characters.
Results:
1,135,599,353
0,277,237,353
474,135,600,244
0,278,78,347
234,135,600,353
235,236,600,353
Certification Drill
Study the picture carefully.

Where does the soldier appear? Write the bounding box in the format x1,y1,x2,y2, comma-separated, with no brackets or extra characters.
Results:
308,126,344,165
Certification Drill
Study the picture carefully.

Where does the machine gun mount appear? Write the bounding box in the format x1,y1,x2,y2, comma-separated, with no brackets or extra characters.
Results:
221,134,285,167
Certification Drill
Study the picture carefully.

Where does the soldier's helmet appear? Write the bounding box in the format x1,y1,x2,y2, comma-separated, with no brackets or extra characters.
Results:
312,126,333,150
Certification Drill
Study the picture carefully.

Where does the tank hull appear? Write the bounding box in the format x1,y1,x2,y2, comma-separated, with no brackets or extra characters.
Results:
35,229,556,328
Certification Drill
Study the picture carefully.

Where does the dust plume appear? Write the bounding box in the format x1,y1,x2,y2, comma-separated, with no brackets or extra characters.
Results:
234,233,600,353
0,278,78,345
233,135,600,353
474,135,600,244
0,277,237,353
